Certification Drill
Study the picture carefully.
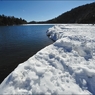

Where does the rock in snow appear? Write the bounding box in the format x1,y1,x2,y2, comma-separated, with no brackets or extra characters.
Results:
0,24,95,94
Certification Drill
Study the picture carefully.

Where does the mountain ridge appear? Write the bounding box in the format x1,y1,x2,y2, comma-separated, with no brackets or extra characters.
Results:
0,2,95,26
29,2,95,24
46,2,95,24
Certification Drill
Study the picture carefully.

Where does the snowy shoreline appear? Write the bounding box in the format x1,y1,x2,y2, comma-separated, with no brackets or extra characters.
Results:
0,24,95,94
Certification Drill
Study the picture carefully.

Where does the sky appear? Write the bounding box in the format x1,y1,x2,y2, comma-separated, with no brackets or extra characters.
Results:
0,0,95,22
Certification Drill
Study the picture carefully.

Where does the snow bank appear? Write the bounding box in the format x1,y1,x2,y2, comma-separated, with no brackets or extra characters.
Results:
0,24,95,94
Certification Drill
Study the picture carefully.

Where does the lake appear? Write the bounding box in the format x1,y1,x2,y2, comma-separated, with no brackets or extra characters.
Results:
0,25,53,83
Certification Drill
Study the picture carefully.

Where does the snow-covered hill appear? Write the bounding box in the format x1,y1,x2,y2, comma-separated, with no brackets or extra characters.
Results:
0,24,95,94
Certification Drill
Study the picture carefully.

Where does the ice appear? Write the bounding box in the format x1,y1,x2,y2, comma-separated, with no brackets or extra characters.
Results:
0,24,95,94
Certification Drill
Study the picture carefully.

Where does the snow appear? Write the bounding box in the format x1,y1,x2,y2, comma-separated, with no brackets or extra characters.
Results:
0,24,95,94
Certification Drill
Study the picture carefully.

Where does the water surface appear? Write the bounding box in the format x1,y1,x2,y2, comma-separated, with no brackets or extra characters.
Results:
0,25,53,83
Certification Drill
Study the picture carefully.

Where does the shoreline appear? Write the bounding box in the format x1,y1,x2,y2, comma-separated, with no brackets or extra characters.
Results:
0,24,95,94
0,25,53,84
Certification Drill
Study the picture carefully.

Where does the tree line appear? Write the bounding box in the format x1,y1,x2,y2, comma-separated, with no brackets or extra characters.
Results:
0,14,27,26
45,2,95,24
1,2,95,26
29,2,95,24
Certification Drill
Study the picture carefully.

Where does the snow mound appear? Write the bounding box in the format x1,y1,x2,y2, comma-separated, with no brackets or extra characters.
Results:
0,24,95,94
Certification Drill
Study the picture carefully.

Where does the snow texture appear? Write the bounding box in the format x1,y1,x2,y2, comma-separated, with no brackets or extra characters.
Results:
0,24,95,95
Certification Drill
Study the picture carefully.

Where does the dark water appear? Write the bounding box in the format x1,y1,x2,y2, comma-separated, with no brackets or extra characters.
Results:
0,25,53,83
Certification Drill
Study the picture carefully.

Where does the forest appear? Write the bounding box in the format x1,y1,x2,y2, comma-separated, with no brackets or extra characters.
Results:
0,2,95,26
0,14,27,26
45,2,95,24
29,2,95,24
